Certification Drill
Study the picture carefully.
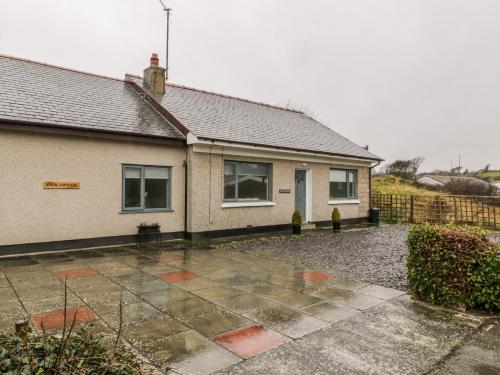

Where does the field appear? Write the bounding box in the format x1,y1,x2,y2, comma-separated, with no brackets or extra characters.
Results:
371,175,499,229
371,175,439,195
477,170,500,180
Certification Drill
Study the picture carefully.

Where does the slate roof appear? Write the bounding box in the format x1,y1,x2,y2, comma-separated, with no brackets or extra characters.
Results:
128,76,381,161
0,55,184,140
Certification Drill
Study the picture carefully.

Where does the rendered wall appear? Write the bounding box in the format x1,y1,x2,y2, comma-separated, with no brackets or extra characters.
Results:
187,147,370,233
0,130,185,246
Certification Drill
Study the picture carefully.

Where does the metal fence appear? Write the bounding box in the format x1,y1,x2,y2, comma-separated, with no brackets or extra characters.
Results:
371,194,500,229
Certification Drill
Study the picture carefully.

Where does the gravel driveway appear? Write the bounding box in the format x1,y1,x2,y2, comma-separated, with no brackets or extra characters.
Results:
221,225,411,291
221,225,500,292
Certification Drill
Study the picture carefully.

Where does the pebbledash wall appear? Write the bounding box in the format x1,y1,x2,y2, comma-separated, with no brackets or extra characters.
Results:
0,129,186,249
186,143,371,237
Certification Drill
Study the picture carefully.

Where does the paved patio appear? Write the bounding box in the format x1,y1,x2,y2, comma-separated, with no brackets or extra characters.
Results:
0,240,497,374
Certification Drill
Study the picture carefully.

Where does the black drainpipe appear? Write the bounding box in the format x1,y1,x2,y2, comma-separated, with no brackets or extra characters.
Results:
369,160,381,208
183,157,189,240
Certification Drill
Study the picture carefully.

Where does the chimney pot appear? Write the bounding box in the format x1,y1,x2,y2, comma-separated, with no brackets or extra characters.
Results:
150,53,159,67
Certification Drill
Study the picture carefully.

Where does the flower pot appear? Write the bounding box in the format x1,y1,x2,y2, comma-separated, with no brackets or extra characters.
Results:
332,221,341,232
292,224,302,235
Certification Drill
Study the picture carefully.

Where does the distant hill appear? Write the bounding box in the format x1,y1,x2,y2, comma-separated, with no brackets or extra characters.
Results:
476,170,500,181
372,175,440,195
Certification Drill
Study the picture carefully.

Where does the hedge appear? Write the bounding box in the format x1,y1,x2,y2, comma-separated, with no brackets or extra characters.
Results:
407,224,499,312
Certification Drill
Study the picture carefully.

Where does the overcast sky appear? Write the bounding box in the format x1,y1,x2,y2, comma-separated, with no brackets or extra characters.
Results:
1,0,499,172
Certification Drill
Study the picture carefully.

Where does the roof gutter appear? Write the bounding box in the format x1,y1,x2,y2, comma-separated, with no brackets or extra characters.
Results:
194,136,384,163
0,119,185,146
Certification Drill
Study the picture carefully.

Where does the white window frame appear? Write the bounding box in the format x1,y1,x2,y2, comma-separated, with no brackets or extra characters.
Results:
122,164,172,212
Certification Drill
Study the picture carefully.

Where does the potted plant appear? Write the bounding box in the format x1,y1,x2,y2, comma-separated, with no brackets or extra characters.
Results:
292,210,302,235
332,207,341,232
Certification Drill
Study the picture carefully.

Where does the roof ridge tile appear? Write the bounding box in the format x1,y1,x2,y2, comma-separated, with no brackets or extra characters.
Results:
0,54,124,82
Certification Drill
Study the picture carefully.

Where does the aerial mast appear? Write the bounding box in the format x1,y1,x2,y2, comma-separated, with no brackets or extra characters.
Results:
157,0,172,79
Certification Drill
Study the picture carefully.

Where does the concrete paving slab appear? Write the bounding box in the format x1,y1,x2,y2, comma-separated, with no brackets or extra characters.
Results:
430,356,500,375
214,325,291,359
301,301,361,323
147,330,241,374
139,288,192,308
15,284,66,301
0,273,9,288
79,290,142,305
191,286,245,301
215,294,276,313
358,284,407,300
97,302,163,328
245,304,330,339
173,277,219,291
22,293,83,314
185,309,251,337
122,316,189,345
120,279,170,294
163,297,221,320
236,280,287,297
271,291,323,308
314,286,385,310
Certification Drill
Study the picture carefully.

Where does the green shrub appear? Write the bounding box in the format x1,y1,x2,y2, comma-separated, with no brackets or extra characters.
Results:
292,210,302,226
0,326,142,374
407,224,499,312
331,207,341,223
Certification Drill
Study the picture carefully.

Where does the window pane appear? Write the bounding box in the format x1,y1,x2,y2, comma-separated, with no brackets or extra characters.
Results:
238,175,268,200
124,168,141,179
224,175,236,200
238,162,269,176
330,169,347,198
145,167,169,179
224,162,236,199
224,163,235,176
348,171,357,198
145,178,168,209
330,169,346,182
124,167,141,208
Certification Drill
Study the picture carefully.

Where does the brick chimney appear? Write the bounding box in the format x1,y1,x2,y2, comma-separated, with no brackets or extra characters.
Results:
143,53,166,94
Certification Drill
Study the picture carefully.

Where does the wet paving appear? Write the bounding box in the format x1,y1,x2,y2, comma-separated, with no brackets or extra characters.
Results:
0,241,496,375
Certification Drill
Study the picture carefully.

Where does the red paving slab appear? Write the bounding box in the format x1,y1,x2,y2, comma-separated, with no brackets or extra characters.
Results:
158,271,198,282
214,325,291,359
153,254,186,262
32,307,96,331
53,268,97,280
296,272,333,282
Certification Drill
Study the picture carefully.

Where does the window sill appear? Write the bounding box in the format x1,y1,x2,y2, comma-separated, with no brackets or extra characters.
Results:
328,199,360,205
221,201,276,208
120,209,174,214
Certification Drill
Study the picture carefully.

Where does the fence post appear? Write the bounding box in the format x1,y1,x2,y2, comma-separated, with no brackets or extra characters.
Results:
409,195,414,224
453,196,457,225
390,194,393,223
